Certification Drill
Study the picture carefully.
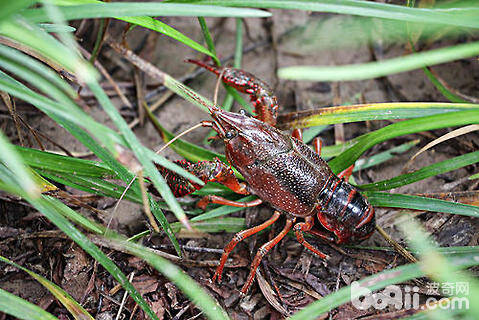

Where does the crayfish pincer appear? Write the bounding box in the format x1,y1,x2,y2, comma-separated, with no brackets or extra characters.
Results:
159,60,376,295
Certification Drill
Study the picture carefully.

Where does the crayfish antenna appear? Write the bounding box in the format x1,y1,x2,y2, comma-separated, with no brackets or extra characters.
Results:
185,58,222,76
156,122,205,154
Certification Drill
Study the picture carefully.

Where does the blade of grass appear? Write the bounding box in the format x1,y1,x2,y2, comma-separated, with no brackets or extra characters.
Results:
31,0,269,58
0,255,94,320
40,171,142,203
10,9,184,252
360,150,479,191
171,217,245,233
365,191,479,217
278,41,479,81
328,109,479,173
198,17,219,65
277,102,479,130
353,139,420,172
180,0,479,29
25,2,272,21
0,288,59,320
16,146,115,177
145,103,225,162
0,0,34,21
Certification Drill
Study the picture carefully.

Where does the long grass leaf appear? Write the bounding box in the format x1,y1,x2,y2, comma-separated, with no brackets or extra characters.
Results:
277,102,479,130
25,2,272,20
365,192,479,217
0,0,34,21
0,255,94,320
361,151,479,191
17,146,114,177
0,288,59,320
180,0,479,28
328,110,479,173
278,41,479,81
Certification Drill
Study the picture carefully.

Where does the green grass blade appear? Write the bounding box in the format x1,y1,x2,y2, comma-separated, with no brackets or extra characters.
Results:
16,146,115,177
278,41,479,81
44,190,106,234
276,102,479,129
328,110,479,173
36,0,228,58
0,255,94,320
40,171,141,203
34,197,160,320
361,151,479,191
38,22,77,33
179,0,479,28
146,106,225,162
0,132,39,196
25,2,272,20
4,13,182,253
87,78,189,240
354,139,419,172
0,43,77,99
198,17,219,64
469,172,479,180
422,66,468,103
0,0,35,21
25,1,268,58
0,288,59,320
0,67,133,183
365,191,479,217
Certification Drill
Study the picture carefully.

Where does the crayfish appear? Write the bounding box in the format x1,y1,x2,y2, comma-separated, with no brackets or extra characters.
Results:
158,60,376,295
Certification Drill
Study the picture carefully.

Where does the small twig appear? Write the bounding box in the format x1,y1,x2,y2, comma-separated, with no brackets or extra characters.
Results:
376,225,418,263
79,45,133,109
115,271,135,320
1,92,24,147
138,170,160,232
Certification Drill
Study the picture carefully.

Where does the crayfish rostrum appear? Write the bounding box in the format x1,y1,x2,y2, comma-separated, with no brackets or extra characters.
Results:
158,60,375,295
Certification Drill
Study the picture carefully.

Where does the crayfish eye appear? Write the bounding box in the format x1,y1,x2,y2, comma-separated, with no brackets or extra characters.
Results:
224,130,237,140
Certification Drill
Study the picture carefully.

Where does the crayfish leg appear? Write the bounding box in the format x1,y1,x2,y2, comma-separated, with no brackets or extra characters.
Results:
294,216,329,259
240,218,294,295
313,137,323,156
338,164,354,182
213,211,281,284
186,59,279,126
157,158,247,197
292,128,303,140
197,196,262,210
292,129,323,156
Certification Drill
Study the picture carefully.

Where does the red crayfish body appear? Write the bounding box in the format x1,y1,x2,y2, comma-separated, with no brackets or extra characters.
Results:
159,60,375,294
211,106,375,243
